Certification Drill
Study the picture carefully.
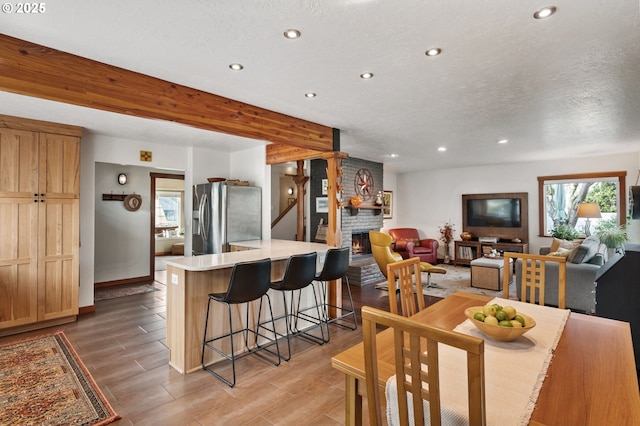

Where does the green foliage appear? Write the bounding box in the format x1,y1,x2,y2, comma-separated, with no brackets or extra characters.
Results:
584,182,617,213
594,218,628,248
550,225,579,240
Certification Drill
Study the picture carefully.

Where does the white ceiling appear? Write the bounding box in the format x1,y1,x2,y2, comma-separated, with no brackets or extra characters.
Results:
1,0,639,173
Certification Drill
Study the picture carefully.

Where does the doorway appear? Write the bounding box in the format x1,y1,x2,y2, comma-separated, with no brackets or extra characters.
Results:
150,173,185,283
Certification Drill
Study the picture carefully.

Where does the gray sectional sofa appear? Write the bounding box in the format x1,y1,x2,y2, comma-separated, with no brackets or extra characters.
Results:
515,236,607,314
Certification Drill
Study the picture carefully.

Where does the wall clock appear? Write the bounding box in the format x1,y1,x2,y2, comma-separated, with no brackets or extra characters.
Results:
354,168,374,200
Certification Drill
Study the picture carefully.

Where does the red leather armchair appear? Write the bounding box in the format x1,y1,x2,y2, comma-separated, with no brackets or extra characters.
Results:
388,228,439,264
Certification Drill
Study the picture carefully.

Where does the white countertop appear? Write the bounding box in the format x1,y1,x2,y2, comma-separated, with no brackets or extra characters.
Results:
165,239,334,271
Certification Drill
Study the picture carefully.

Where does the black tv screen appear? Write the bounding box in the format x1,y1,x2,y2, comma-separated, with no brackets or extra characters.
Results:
466,198,521,228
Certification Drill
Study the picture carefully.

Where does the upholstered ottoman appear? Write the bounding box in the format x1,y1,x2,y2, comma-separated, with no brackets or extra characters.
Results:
470,257,512,290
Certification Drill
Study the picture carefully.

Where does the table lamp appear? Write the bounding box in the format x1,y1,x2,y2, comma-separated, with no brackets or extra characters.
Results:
576,203,601,236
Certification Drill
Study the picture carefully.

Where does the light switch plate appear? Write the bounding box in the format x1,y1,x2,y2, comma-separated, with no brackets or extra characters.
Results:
171,273,179,285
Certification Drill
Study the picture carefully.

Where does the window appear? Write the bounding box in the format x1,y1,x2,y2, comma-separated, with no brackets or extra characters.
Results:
156,190,183,233
538,172,626,237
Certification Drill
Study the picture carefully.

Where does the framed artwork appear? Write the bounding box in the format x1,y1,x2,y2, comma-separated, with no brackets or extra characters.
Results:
321,178,328,195
383,190,393,219
316,197,329,213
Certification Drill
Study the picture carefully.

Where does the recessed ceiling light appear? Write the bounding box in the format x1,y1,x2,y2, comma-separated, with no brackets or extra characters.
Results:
533,6,557,19
497,139,508,144
229,63,244,71
425,48,442,57
284,29,301,39
360,72,374,79
389,153,399,158
437,146,447,152
305,92,317,98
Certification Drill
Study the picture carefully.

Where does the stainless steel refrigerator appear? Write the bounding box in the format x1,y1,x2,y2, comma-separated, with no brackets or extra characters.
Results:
192,182,262,254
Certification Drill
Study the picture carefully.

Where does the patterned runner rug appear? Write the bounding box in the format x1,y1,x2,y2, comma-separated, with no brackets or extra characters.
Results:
0,331,119,425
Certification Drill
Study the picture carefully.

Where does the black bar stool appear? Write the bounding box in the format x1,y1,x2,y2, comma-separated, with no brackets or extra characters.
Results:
201,258,280,387
311,247,357,341
258,252,325,361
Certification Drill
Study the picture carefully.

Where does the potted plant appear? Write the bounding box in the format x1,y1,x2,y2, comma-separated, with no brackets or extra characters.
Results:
550,225,579,241
595,218,628,256
439,221,455,263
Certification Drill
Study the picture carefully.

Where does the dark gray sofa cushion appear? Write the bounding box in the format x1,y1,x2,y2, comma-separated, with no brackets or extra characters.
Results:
567,236,601,264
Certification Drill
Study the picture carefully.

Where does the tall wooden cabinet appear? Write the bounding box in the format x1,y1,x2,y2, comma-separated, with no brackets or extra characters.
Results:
0,115,80,335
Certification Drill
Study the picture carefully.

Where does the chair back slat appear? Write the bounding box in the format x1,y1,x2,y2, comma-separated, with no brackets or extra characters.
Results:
387,257,425,316
362,306,486,426
503,252,567,309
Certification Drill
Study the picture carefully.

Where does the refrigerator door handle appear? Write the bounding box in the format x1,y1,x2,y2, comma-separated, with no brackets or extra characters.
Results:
200,193,209,242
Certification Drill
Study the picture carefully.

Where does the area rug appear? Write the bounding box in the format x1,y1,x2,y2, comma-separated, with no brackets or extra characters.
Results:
94,283,159,301
0,330,119,425
375,264,517,299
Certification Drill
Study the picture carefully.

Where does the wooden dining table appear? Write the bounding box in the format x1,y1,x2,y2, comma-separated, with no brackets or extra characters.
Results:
331,291,640,425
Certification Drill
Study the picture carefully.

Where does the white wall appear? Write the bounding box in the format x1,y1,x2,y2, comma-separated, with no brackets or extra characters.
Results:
80,134,259,308
381,170,398,231
94,162,176,283
393,152,640,257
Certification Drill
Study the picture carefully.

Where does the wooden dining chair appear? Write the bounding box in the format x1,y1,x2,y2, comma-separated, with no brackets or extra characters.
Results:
502,252,567,309
362,306,486,426
386,257,425,317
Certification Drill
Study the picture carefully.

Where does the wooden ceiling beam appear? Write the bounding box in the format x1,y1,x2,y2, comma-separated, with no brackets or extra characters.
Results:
0,34,334,151
266,143,325,164
266,143,349,164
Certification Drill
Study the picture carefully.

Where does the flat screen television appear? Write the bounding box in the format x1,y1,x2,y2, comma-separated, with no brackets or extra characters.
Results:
466,198,521,228
462,193,528,242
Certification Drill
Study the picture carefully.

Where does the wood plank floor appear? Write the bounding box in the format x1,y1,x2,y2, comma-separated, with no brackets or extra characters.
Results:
0,272,441,425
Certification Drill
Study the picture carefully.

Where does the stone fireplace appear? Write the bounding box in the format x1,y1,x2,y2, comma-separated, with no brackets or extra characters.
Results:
310,156,385,285
340,158,385,285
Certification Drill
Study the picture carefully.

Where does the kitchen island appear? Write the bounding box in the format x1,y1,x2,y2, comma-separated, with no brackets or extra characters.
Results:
166,239,333,374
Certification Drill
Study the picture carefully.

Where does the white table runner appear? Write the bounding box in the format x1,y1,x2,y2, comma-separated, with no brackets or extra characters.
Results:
386,298,571,426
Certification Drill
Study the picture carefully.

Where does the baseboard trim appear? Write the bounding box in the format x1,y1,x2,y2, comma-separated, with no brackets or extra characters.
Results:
79,305,95,315
95,275,153,288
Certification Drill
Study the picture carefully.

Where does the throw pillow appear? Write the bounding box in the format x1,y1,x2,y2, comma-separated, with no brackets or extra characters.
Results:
568,236,600,264
549,247,572,258
550,238,580,252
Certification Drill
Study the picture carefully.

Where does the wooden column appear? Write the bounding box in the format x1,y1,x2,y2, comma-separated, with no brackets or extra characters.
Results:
324,153,348,317
293,160,308,241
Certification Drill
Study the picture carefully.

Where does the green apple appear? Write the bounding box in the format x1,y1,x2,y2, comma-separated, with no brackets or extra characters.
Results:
498,320,513,327
495,310,508,321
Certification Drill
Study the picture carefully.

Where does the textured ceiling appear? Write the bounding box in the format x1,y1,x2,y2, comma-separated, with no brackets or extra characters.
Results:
1,0,639,173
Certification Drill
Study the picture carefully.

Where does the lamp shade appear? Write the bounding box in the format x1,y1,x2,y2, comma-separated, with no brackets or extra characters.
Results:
576,203,602,218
